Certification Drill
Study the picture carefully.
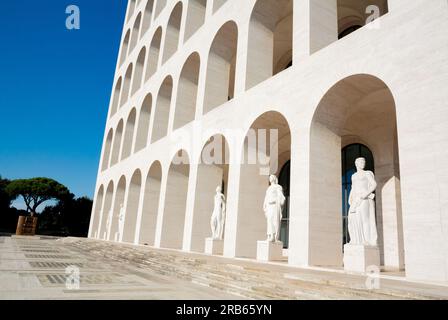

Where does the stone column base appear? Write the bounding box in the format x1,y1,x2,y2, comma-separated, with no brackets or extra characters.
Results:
343,244,380,273
257,241,284,261
205,238,224,255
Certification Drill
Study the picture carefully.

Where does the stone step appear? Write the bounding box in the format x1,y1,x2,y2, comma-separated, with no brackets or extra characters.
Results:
63,239,441,300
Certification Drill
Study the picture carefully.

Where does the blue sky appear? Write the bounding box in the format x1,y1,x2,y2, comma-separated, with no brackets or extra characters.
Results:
0,0,127,201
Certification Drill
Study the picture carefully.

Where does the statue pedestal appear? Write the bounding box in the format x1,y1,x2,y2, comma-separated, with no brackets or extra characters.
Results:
256,241,283,261
205,238,224,255
343,244,380,273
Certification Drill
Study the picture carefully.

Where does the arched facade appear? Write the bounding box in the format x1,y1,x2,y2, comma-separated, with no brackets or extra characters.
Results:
121,108,137,160
98,182,114,240
135,94,153,152
122,170,142,243
120,64,133,107
141,0,155,38
101,129,114,171
139,161,163,246
246,0,293,90
162,2,183,63
203,21,238,114
90,186,104,239
235,111,291,258
309,74,403,269
110,120,124,166
132,47,147,95
110,78,122,117
129,13,142,53
91,1,448,284
159,150,190,249
190,134,230,252
151,76,173,143
145,27,163,80
173,52,200,130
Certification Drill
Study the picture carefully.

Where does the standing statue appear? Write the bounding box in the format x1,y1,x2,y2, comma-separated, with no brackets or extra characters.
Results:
348,157,378,246
210,186,226,240
263,175,286,243
118,203,125,240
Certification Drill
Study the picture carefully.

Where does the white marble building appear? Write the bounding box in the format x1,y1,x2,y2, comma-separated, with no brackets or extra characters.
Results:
88,0,448,284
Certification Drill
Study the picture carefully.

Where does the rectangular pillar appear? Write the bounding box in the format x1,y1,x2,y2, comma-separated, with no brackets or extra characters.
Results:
294,0,338,61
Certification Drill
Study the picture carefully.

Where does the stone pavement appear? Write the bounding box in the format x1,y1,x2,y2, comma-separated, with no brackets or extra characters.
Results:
0,236,237,300
1,236,448,300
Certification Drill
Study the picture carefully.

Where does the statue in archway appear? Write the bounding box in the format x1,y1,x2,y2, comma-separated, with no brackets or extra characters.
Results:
348,157,378,246
118,204,125,240
263,175,286,242
210,186,226,240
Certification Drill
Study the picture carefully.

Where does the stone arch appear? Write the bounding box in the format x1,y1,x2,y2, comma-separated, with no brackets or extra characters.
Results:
184,0,206,42
235,111,291,258
101,129,114,171
139,161,163,245
135,94,153,152
151,76,173,143
121,108,137,160
99,181,114,240
120,64,134,107
246,0,293,90
160,150,190,249
191,134,230,252
309,73,404,270
110,176,127,241
90,185,104,239
132,47,147,95
173,52,200,130
130,13,143,53
203,21,238,114
141,0,155,37
145,27,163,80
127,0,137,22
119,30,131,66
162,2,183,63
110,77,122,117
110,119,124,166
122,170,143,243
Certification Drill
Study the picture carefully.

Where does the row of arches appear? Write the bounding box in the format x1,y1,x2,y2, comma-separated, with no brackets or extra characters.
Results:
111,0,389,124
120,0,207,69
93,73,405,272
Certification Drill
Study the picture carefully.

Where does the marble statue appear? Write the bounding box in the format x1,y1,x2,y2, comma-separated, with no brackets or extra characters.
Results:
263,175,286,242
210,186,226,240
118,204,125,239
348,157,378,246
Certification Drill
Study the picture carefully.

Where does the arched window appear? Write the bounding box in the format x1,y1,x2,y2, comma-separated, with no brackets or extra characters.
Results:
162,2,183,63
119,30,131,66
246,0,293,90
203,21,238,114
141,0,155,38
341,143,374,245
145,27,162,80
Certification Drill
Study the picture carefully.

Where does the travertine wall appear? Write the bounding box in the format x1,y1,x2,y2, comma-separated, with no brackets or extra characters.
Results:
89,0,448,283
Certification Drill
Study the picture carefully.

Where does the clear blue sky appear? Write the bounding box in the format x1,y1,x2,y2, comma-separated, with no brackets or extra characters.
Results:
0,0,128,200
